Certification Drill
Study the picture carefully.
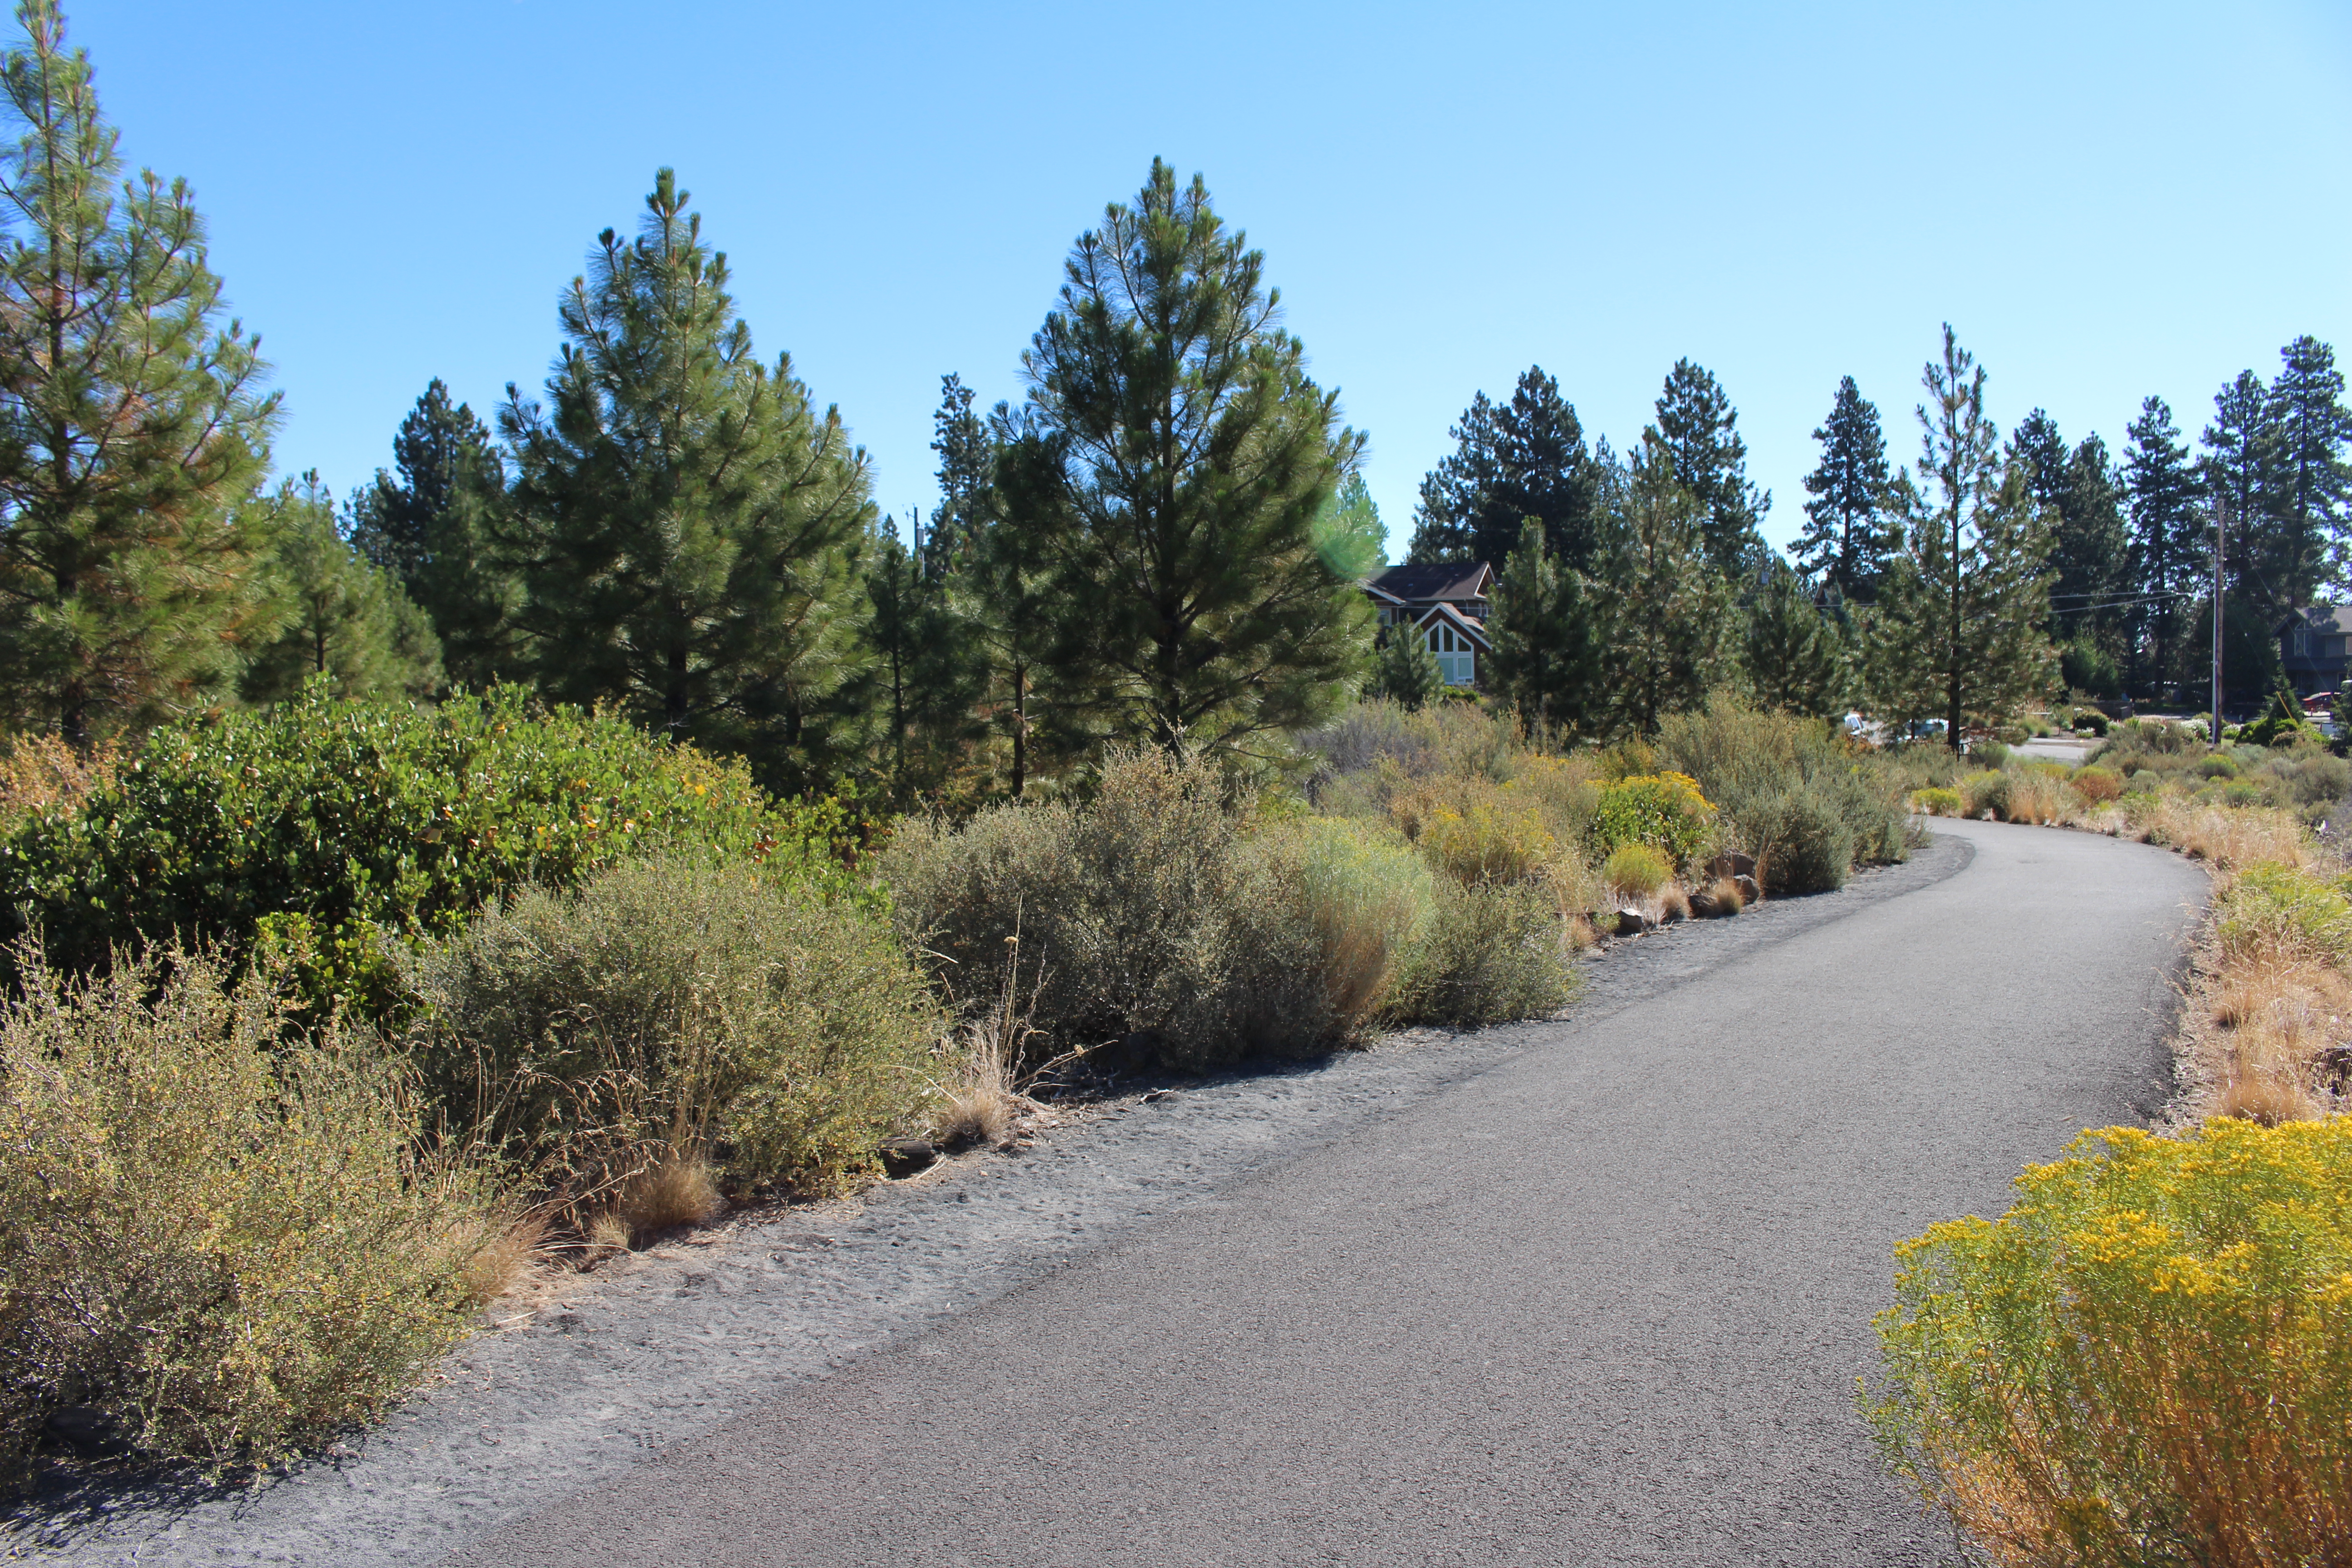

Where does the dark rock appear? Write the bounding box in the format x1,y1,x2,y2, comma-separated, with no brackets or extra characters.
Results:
1614,907,1651,937
1732,873,1761,904
878,1137,937,1178
44,1404,127,1456
1688,889,1725,919
1706,851,1757,882
1142,1089,1176,1103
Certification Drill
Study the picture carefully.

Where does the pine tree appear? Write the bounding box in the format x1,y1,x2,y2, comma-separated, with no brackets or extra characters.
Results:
1313,471,1385,580
859,515,979,796
0,1,279,745
501,170,875,786
1741,560,1847,718
921,372,991,579
1485,517,1598,736
2123,396,2200,696
1791,376,1893,601
240,475,441,705
2012,412,2129,647
346,378,515,688
1372,617,1441,710
974,403,1065,795
2202,368,2278,607
1649,358,1769,575
2264,335,2351,599
1407,367,1601,570
1006,160,1371,755
1592,436,1731,736
1866,327,2054,745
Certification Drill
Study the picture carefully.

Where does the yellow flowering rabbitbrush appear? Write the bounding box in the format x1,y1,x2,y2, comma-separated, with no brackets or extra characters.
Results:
1864,1117,2352,1566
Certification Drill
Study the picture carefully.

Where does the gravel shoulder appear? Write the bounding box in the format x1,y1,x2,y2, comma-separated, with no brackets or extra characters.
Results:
12,831,2008,1565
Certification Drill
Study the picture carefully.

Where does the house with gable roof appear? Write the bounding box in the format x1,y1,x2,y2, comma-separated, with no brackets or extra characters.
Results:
2278,604,2352,698
1362,562,1494,687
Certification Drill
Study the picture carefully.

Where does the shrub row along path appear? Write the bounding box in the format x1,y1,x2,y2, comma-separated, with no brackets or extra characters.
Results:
24,820,2204,1567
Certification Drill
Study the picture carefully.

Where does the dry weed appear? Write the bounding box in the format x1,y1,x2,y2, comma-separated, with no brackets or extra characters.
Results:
460,1213,553,1304
2136,799,2312,870
610,1149,723,1238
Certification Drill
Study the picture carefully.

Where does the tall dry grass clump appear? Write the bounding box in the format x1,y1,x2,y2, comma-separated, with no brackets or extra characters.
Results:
1867,1120,2352,1568
402,854,936,1230
0,939,494,1474
2132,798,2314,871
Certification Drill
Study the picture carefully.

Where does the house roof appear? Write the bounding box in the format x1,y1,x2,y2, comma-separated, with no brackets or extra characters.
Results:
2280,604,2352,636
1364,562,1493,603
1412,601,1493,652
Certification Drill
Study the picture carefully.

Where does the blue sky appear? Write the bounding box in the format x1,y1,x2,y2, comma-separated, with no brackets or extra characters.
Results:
61,0,2352,559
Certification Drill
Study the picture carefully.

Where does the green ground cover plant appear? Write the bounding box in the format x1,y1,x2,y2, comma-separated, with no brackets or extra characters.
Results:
0,940,495,1476
0,684,867,1019
1867,1119,2352,1567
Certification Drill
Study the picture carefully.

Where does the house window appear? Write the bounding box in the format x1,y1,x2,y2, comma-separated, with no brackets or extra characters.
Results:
1426,620,1475,685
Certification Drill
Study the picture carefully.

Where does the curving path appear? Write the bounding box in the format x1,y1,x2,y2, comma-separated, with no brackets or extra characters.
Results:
436,820,2204,1568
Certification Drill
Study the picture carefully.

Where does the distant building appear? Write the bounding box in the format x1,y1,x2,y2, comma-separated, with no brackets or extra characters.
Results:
1363,562,1494,686
2278,605,2352,697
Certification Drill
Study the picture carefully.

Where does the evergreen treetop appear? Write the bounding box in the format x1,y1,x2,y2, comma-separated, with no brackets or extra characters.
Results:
1408,366,1600,570
501,168,875,784
0,0,279,745
1006,158,1369,755
1792,375,1892,602
1648,358,1769,576
2264,335,2352,598
1485,516,1597,736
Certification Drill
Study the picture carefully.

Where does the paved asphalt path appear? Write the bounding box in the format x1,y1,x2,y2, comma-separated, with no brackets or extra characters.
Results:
452,820,2203,1568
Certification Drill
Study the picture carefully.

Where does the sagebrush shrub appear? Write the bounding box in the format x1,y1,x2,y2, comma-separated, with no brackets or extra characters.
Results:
1740,784,1856,895
1391,880,1576,1027
1656,695,1908,882
1867,1119,2352,1566
0,685,867,1019
0,941,491,1474
402,855,934,1214
1961,769,2012,820
1237,817,1435,1046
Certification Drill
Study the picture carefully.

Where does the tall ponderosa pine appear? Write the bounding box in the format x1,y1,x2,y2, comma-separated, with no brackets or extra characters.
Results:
2011,410,2128,649
1791,376,1892,601
2264,336,2351,598
1485,516,1598,736
1593,438,1730,736
2122,396,2201,694
241,475,441,705
502,170,875,785
1867,327,2053,744
920,372,990,578
860,513,979,797
1649,358,1769,575
1408,367,1601,570
1741,560,1847,718
1006,160,1370,755
0,1,279,745
346,378,515,689
2202,368,2278,607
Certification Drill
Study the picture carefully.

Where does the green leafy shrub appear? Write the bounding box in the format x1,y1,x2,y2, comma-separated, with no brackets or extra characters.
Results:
2200,753,2240,780
402,855,934,1213
1602,843,1670,896
2222,779,2266,808
1416,789,1556,885
2071,710,2109,736
1961,769,2012,819
1390,880,1576,1026
1971,740,2011,769
0,685,867,1019
0,940,492,1475
1588,772,1715,865
1910,786,1965,817
1866,1119,2352,1565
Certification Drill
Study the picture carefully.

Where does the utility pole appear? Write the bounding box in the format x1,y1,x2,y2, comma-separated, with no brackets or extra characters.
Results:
2211,493,2227,747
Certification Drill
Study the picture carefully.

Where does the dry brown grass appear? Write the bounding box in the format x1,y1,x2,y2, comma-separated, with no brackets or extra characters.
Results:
2133,799,2313,871
608,1150,723,1238
1656,884,1691,922
459,1213,553,1303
